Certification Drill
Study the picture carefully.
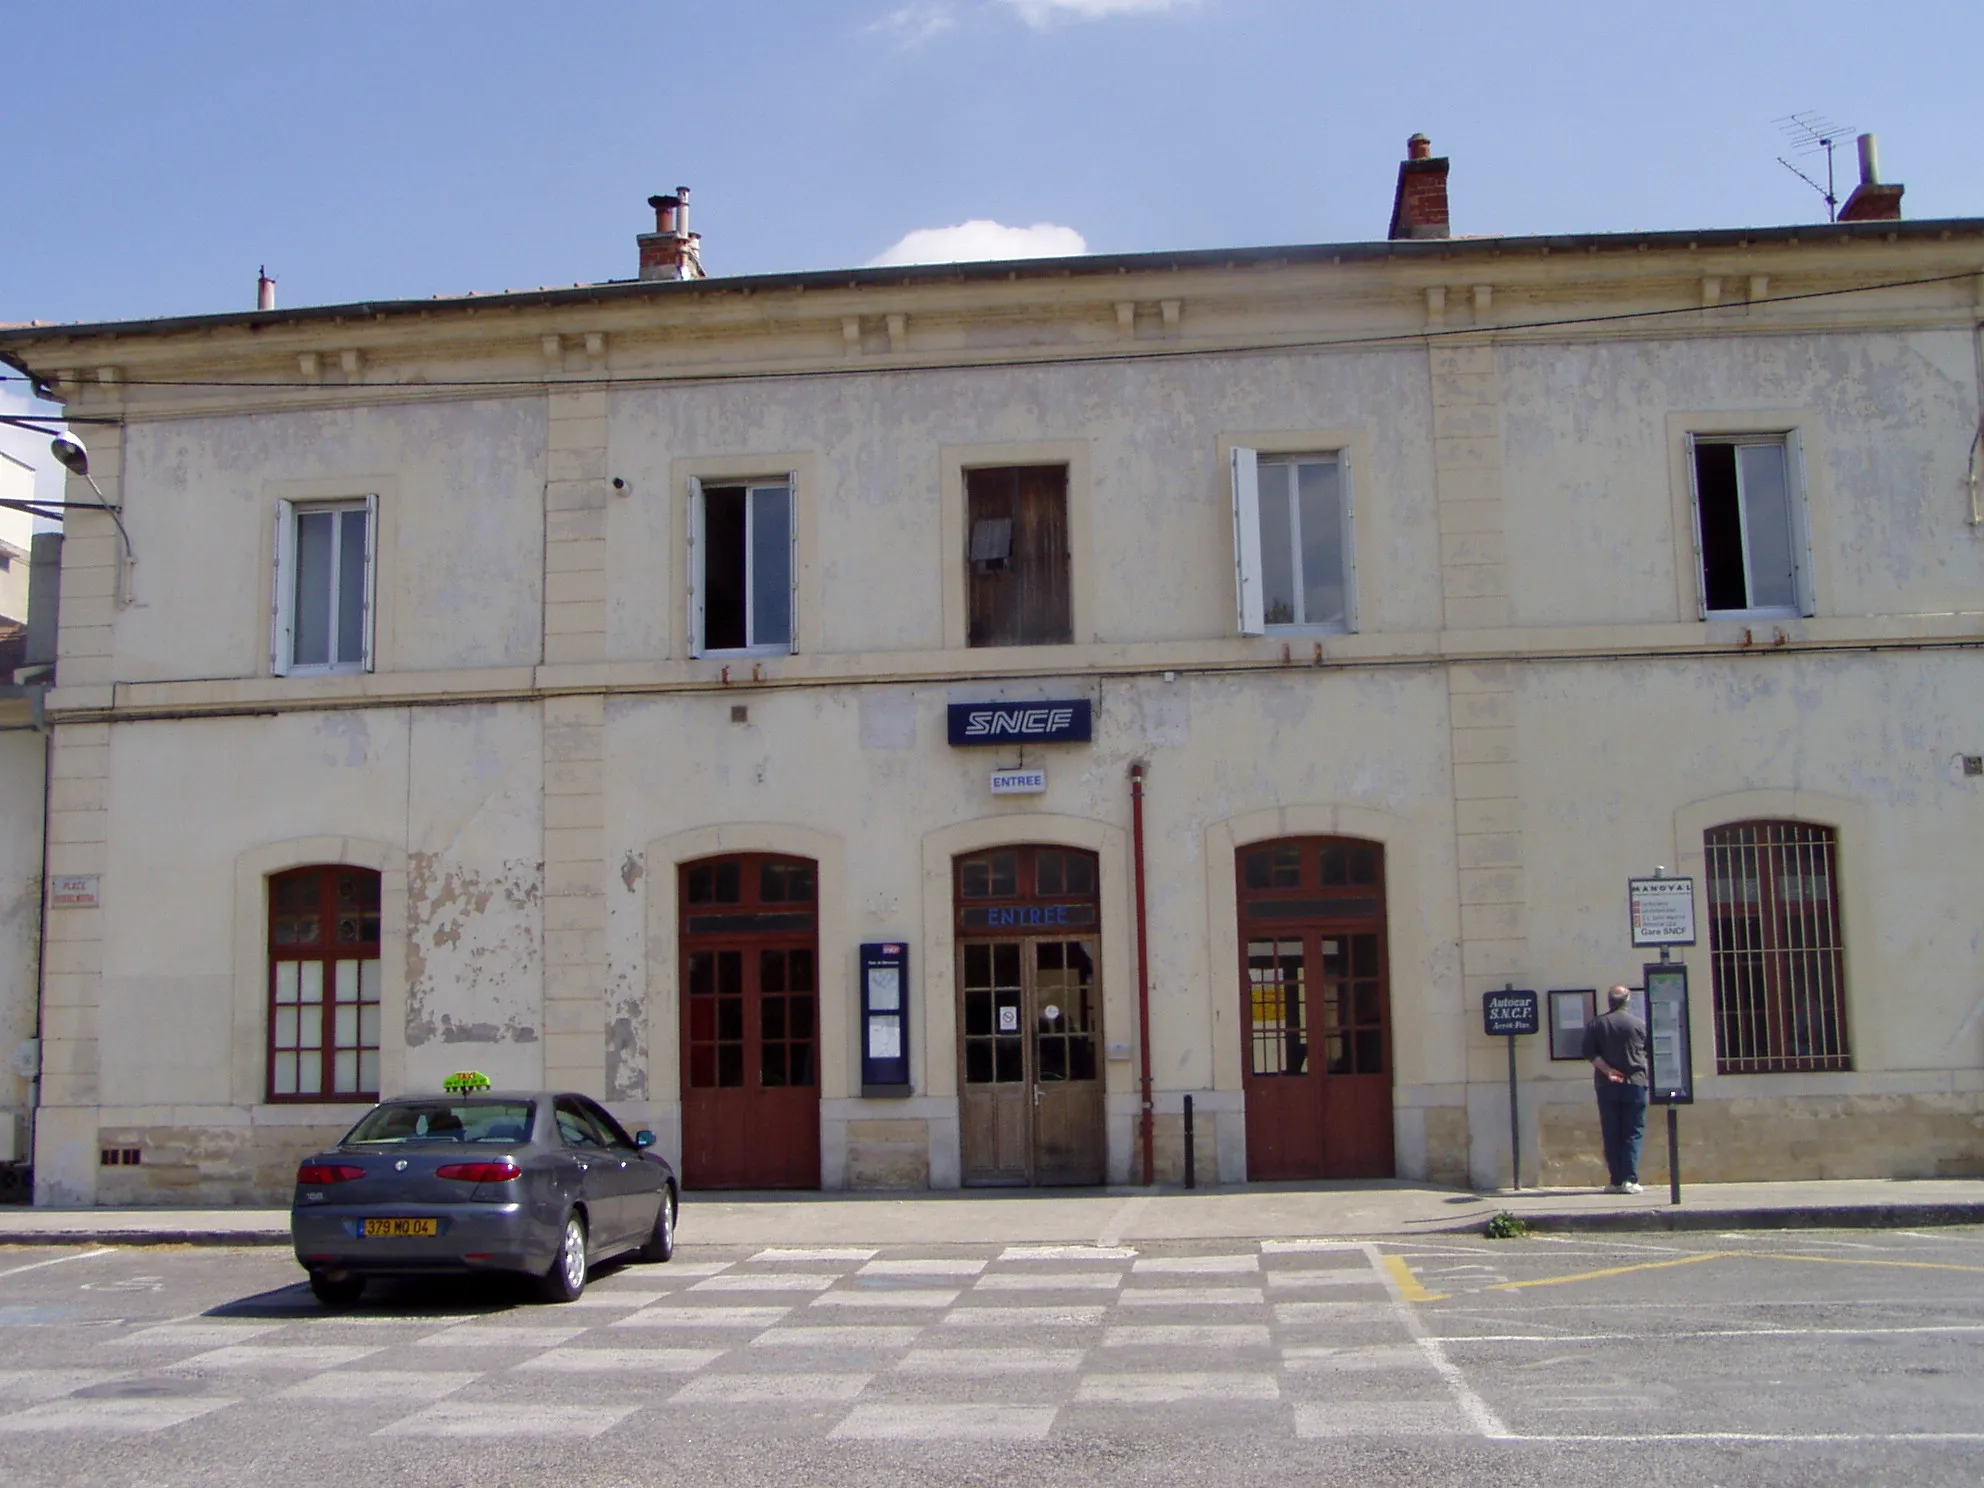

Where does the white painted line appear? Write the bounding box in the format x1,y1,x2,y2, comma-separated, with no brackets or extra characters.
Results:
673,1372,872,1403
0,1397,239,1434
691,1273,836,1293
1362,1240,1508,1440
1266,1269,1388,1289
276,1370,480,1401
1437,1324,1984,1344
1513,1431,1984,1444
1261,1239,1367,1254
1118,1287,1264,1307
414,1325,587,1349
975,1272,1122,1292
749,1248,877,1263
1295,1400,1468,1437
1131,1255,1258,1275
656,1261,734,1277
1272,1302,1397,1325
941,1307,1108,1328
1001,1245,1137,1262
858,1258,988,1277
1095,1195,1148,1248
514,1348,723,1373
1077,1372,1279,1403
750,1326,923,1349
896,1348,1083,1375
376,1401,637,1439
1101,1324,1271,1348
170,1345,383,1371
0,1368,130,1403
812,1290,958,1310
108,1323,282,1347
558,1291,667,1309
613,1306,791,1329
1282,1344,1432,1372
0,1248,115,1280
830,1403,1057,1441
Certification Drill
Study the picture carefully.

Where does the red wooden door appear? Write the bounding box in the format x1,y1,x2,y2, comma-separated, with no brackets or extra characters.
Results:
680,854,821,1190
1238,839,1394,1181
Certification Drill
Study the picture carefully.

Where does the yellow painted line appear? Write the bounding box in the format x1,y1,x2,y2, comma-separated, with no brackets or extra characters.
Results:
1486,1252,1735,1292
1383,1254,1448,1303
1486,1248,1984,1295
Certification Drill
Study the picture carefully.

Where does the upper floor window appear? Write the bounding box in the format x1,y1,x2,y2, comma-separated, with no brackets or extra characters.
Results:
1704,820,1850,1074
690,477,794,656
1231,449,1355,635
1689,435,1810,619
268,865,382,1101
273,497,375,675
967,465,1070,647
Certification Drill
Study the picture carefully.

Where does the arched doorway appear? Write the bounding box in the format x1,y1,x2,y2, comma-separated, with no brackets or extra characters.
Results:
955,845,1105,1186
1237,837,1394,1179
679,853,820,1189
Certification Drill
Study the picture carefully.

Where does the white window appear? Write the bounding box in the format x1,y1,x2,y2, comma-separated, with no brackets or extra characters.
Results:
1231,449,1355,636
688,476,796,657
1687,434,1812,619
273,496,375,675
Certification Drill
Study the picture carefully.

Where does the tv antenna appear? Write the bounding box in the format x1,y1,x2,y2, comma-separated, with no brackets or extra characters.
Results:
1774,112,1854,221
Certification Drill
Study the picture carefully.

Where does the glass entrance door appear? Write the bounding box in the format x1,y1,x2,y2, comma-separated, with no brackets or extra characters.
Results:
959,937,1104,1186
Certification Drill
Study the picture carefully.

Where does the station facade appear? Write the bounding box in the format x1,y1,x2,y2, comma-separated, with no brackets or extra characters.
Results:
4,180,1982,1205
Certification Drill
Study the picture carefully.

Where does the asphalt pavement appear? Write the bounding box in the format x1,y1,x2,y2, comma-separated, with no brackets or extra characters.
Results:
1,1227,1981,1486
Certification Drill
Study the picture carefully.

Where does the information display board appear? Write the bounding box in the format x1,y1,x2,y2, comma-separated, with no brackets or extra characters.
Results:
1628,876,1698,947
1548,988,1597,1061
859,942,911,1095
1483,988,1539,1037
1643,961,1695,1105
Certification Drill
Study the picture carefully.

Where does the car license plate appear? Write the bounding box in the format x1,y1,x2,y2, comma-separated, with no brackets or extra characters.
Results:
362,1218,439,1238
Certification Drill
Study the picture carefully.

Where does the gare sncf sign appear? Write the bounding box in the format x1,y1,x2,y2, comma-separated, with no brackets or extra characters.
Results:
947,700,1092,747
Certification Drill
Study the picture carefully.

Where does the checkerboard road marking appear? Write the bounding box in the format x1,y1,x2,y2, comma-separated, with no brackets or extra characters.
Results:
1077,1372,1281,1404
896,1347,1084,1375
170,1344,384,1372
614,1305,791,1328
276,1370,481,1402
514,1347,724,1373
0,1397,240,1434
1132,1255,1259,1275
693,1273,837,1293
830,1403,1059,1441
375,1401,638,1439
672,1372,873,1403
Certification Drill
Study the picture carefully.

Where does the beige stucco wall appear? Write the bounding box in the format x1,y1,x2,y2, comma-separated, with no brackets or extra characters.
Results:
14,238,1984,1204
0,728,42,1166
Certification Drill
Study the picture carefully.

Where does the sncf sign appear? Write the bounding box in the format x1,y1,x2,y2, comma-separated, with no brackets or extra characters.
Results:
947,700,1092,747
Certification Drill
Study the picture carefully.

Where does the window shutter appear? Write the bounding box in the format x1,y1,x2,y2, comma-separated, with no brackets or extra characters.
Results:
686,477,704,659
787,472,800,656
1230,446,1264,636
1683,433,1708,621
271,499,296,675
1785,429,1817,618
1339,449,1359,634
360,492,379,672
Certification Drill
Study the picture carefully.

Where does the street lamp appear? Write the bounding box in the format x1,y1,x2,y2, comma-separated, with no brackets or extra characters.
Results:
0,416,137,578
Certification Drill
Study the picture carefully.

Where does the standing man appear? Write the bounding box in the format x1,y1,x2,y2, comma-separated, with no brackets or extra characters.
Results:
1582,984,1649,1194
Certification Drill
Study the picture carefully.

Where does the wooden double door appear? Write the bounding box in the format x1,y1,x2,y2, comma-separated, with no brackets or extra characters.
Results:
679,854,820,1190
1238,837,1395,1180
957,847,1106,1186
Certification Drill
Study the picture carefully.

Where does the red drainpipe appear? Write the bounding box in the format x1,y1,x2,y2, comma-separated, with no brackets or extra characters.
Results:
1130,761,1155,1187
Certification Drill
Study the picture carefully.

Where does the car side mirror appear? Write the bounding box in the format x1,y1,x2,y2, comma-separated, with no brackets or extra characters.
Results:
634,1130,656,1149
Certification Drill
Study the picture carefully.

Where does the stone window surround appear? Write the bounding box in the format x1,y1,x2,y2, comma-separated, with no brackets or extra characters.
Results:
1217,426,1382,637
1665,410,1830,627
668,453,822,660
231,835,408,1113
261,476,400,680
939,441,1094,652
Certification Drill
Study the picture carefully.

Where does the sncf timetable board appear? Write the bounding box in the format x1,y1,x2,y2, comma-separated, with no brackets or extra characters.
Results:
947,701,1092,747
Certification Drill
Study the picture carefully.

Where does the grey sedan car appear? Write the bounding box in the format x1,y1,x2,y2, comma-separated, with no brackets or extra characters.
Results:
290,1091,676,1306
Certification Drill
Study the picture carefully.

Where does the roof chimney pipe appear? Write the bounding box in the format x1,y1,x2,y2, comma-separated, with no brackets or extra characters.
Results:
1388,133,1450,240
257,266,276,311
1838,132,1904,222
639,188,706,281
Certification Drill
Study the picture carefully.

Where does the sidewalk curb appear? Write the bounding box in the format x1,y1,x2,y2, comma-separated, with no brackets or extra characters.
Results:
0,1228,292,1248
1493,1202,1984,1235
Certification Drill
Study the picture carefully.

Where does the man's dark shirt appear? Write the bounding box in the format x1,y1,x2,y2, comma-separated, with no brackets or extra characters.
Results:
1581,1007,1649,1087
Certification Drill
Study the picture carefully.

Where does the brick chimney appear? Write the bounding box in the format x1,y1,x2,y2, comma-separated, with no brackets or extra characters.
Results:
1388,133,1450,240
1837,133,1904,222
638,188,706,280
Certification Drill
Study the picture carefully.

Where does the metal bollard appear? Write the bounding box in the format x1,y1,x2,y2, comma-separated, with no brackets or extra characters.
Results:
1183,1094,1196,1190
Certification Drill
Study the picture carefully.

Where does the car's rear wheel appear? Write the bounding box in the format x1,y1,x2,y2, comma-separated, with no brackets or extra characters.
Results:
309,1271,365,1309
635,1185,676,1263
539,1212,588,1302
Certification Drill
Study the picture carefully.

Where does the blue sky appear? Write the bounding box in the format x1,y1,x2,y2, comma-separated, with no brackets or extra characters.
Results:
3,0,1978,335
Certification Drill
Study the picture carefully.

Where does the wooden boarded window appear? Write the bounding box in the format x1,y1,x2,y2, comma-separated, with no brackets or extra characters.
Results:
967,465,1070,647
268,866,382,1102
1704,821,1850,1073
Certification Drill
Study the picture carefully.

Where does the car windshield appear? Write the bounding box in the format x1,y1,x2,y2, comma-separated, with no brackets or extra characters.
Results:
343,1100,535,1145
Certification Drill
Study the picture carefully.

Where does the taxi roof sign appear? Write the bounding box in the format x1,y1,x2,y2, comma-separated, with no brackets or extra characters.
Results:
442,1071,493,1094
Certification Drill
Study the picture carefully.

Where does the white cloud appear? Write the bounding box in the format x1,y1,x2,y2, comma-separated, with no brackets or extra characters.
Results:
869,220,1088,267
1003,0,1190,26
869,1,960,47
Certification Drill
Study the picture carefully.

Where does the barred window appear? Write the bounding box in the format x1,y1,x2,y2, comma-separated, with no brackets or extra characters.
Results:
1704,821,1850,1074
